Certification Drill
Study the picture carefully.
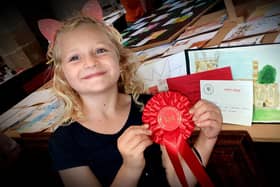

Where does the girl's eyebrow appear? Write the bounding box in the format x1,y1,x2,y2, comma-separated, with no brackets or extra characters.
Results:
95,41,113,46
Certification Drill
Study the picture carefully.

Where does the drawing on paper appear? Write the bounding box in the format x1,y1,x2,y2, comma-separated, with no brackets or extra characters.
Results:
186,43,280,123
136,51,187,92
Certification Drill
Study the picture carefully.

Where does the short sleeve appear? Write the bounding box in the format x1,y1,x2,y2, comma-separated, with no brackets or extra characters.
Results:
48,126,87,171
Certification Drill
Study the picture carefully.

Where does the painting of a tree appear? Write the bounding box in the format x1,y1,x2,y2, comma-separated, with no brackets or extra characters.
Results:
257,64,277,84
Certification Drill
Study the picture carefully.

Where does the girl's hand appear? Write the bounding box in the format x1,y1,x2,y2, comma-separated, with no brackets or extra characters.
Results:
190,99,222,139
117,124,152,170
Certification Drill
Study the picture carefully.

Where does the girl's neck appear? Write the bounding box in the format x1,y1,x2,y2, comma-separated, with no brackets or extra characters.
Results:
80,89,129,119
78,90,131,134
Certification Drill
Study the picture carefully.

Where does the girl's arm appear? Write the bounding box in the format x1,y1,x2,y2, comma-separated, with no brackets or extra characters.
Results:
190,99,222,166
112,124,153,187
59,164,145,187
59,166,102,187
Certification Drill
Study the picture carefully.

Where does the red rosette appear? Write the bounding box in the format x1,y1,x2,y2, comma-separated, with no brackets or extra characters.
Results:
142,91,214,187
142,91,195,144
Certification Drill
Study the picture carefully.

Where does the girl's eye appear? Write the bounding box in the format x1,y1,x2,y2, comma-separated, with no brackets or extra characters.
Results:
96,48,107,54
69,55,80,62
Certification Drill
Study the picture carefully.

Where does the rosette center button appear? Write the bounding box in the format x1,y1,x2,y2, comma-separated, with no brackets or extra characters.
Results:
157,106,182,131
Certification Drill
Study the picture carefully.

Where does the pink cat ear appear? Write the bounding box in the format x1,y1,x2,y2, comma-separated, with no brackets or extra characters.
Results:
38,19,63,44
81,0,103,21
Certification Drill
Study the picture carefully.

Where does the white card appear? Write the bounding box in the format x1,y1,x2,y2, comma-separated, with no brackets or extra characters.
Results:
200,80,253,126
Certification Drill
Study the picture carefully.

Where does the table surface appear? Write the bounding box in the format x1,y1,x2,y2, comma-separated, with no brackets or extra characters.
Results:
222,124,280,142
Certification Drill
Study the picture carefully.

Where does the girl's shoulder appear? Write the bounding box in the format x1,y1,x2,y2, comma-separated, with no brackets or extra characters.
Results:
49,121,81,143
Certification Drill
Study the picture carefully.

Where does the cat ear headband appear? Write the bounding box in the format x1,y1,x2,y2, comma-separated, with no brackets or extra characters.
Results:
38,0,117,45
38,19,63,45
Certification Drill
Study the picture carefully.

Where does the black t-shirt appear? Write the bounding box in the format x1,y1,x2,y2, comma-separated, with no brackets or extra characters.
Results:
48,94,170,187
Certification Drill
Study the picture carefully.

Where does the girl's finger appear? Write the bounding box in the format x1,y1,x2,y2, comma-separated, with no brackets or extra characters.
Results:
120,125,152,142
194,110,222,124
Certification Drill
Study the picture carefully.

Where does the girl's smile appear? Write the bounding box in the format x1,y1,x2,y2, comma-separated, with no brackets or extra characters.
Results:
81,71,107,79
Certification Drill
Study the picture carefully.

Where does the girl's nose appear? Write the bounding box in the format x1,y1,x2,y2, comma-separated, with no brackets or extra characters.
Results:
84,52,98,68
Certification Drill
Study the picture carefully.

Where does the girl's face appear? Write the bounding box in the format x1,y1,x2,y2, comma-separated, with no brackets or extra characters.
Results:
57,24,120,95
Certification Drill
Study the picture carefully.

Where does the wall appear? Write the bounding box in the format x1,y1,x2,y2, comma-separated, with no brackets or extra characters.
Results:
0,4,45,72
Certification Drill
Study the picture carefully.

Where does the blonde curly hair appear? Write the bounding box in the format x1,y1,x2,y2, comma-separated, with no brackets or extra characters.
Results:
47,16,144,124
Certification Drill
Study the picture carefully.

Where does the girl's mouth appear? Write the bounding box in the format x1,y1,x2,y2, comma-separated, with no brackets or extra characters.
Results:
82,71,106,79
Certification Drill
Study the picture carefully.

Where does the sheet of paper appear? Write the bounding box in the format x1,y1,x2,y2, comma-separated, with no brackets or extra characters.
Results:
223,15,280,41
0,88,57,132
103,9,124,25
0,106,37,132
136,51,187,91
168,1,190,12
274,33,280,43
14,88,56,108
134,43,171,62
12,99,65,133
163,31,218,56
200,80,253,126
176,22,223,41
163,12,193,26
220,35,264,47
247,1,280,21
151,13,169,22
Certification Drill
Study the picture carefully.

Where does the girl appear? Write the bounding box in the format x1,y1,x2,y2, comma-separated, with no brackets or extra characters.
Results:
47,16,222,187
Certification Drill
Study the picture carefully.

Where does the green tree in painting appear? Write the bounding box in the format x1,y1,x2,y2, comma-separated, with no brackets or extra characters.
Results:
257,64,277,84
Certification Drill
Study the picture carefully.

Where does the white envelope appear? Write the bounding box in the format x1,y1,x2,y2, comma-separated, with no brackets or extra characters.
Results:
200,80,253,126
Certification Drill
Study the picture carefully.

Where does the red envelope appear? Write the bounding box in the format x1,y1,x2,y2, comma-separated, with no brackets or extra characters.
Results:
167,66,233,105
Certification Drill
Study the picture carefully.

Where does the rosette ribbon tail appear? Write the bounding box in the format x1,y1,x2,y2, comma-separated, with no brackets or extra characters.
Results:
164,140,189,187
164,135,214,187
178,137,215,187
